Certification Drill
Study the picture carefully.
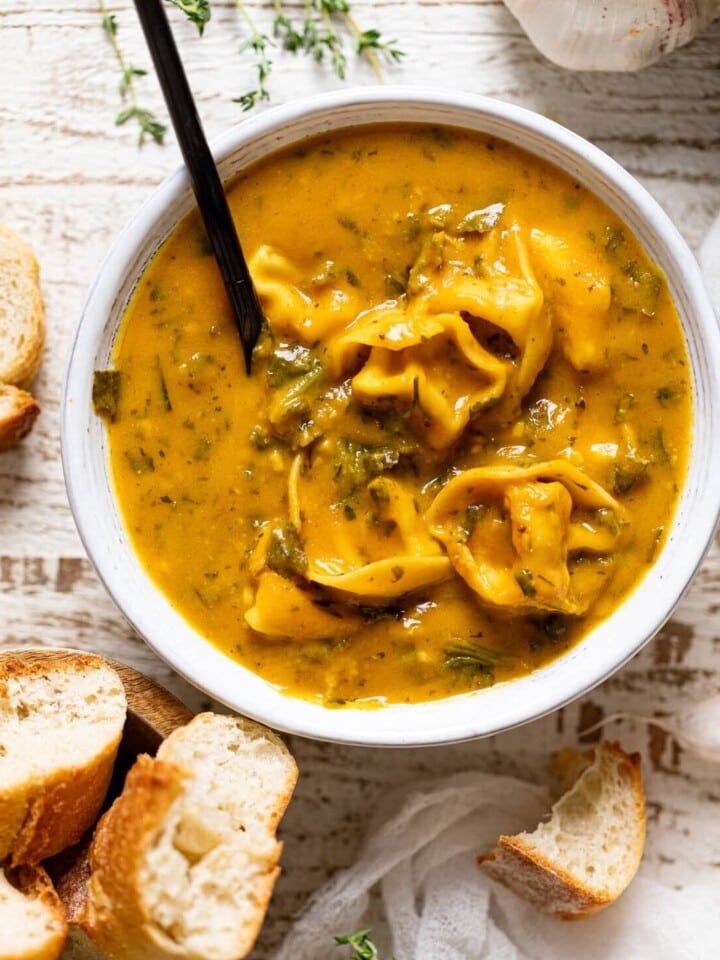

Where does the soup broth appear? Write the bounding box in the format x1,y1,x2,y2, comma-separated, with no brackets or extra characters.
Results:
101,124,691,705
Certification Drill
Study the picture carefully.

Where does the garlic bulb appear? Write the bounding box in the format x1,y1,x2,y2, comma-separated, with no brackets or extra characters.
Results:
504,0,720,71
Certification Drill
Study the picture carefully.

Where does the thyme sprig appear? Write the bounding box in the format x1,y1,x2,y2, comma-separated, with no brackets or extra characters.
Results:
233,0,273,111
272,0,404,85
99,0,166,145
335,928,396,960
99,0,404,141
167,0,212,33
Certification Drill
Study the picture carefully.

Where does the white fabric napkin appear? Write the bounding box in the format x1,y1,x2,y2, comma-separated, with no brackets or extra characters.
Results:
272,770,720,960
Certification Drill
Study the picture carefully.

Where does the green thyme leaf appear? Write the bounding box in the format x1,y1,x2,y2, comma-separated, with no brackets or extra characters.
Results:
168,0,211,34
99,0,166,146
335,928,396,960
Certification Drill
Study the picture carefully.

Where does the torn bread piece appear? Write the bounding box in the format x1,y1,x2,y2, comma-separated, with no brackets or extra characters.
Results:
0,864,67,960
0,383,40,451
0,224,45,388
478,741,645,919
0,654,127,866
82,713,299,960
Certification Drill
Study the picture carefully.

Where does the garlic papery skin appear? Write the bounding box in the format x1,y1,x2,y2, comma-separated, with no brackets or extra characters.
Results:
580,694,720,763
671,694,720,763
504,0,720,71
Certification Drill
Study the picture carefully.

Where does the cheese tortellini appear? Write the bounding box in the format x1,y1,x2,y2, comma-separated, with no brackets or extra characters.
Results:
254,225,561,453
244,217,631,637
250,245,361,343
529,230,612,373
330,304,507,448
289,446,453,600
427,460,625,615
326,227,550,448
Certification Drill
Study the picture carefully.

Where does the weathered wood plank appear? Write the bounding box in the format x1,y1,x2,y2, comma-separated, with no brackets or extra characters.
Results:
2,2,720,955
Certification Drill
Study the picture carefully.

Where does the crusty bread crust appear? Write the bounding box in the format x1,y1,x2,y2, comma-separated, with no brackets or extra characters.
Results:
82,715,298,960
0,654,126,866
0,864,67,960
8,749,119,868
81,755,187,960
49,837,92,925
480,834,613,919
0,383,40,451
479,742,645,920
0,224,45,388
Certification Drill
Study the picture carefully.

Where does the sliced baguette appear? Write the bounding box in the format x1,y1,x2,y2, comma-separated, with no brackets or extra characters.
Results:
0,864,67,960
0,224,45,388
0,383,40,451
478,741,645,920
82,712,299,960
0,653,127,866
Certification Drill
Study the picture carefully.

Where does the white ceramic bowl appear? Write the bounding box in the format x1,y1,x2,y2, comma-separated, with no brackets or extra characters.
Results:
62,88,720,747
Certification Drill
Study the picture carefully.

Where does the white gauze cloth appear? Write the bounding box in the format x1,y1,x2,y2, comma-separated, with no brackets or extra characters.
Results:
272,771,720,960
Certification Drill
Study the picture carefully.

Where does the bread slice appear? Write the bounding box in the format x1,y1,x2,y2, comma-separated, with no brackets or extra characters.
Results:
0,224,45,387
0,382,40,451
0,653,127,866
478,741,645,919
82,713,299,960
0,864,67,960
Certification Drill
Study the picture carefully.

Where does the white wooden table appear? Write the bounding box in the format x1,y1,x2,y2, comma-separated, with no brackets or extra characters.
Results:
2,3,719,953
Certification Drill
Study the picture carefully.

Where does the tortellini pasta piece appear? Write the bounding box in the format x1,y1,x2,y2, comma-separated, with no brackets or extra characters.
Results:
245,570,360,640
529,229,612,373
290,446,453,600
325,227,549,450
249,245,360,343
427,227,550,402
427,460,625,615
253,228,554,453
330,303,508,449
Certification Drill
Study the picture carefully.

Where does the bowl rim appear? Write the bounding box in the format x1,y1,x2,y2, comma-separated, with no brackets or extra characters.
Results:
62,86,720,747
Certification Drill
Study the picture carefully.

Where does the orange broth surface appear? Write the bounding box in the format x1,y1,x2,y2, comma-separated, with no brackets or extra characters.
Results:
101,124,692,706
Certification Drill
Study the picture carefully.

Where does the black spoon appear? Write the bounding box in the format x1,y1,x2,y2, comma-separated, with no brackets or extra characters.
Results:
132,0,264,373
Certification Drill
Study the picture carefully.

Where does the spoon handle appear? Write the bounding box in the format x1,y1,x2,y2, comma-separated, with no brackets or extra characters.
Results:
132,0,264,373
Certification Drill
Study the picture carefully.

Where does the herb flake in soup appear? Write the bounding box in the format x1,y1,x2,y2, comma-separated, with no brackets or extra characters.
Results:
102,124,691,706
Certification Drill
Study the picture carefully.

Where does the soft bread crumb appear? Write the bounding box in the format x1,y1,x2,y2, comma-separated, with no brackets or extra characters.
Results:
0,864,67,960
156,712,297,833
142,716,294,956
143,825,280,956
83,713,298,960
527,749,641,884
0,660,126,788
478,741,645,919
0,655,127,865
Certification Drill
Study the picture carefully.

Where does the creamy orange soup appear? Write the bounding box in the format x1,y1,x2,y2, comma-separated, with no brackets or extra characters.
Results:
96,124,691,706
